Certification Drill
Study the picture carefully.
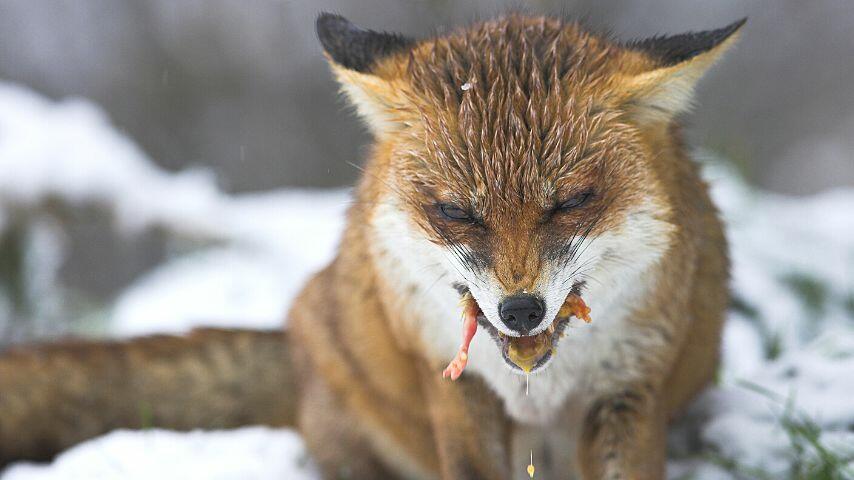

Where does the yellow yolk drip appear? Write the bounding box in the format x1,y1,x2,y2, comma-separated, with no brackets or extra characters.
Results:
506,334,550,372
517,295,590,480
527,450,535,478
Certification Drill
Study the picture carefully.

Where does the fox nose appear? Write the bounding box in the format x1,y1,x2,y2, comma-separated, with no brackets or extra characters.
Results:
498,294,545,333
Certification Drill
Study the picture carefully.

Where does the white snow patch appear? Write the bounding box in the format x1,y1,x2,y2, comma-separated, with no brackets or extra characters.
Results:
112,189,349,336
0,83,222,236
1,428,319,480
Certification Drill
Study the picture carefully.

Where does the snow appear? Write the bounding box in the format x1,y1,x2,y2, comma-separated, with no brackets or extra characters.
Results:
1,84,853,479
112,189,348,336
2,428,319,480
0,83,222,236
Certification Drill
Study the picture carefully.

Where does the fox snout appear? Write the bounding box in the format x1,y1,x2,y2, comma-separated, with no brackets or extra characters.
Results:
498,294,545,333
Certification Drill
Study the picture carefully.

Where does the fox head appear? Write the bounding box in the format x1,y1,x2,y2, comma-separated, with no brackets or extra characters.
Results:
317,13,742,373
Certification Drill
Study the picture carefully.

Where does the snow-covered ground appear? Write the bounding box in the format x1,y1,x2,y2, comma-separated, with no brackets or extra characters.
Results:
1,84,852,479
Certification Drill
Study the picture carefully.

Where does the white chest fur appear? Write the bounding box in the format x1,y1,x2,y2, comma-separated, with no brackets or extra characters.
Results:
437,263,660,425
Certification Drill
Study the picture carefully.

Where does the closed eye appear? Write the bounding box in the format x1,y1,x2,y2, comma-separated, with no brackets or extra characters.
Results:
556,191,593,211
438,203,473,221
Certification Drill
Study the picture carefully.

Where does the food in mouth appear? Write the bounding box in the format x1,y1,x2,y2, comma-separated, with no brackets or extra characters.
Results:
559,294,592,324
505,293,592,372
443,291,592,378
442,293,480,380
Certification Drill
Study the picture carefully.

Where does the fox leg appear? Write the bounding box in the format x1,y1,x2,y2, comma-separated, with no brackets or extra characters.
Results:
577,389,666,480
297,374,405,480
419,364,513,480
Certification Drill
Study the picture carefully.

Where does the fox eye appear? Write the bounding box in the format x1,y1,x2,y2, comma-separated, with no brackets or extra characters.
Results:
439,204,473,221
557,192,592,211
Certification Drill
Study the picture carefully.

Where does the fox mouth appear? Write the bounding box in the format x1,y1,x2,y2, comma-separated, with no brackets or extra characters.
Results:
476,306,572,373
454,283,582,374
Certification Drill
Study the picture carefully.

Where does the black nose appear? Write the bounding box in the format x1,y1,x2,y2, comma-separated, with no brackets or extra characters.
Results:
498,294,545,333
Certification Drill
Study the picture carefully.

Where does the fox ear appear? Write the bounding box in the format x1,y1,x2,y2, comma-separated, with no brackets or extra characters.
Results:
316,13,414,74
618,18,746,123
316,13,415,135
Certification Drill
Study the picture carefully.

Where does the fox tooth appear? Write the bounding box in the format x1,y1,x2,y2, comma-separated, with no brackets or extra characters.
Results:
547,323,555,334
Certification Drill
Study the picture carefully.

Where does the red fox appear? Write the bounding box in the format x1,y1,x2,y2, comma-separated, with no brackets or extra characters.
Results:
0,13,742,479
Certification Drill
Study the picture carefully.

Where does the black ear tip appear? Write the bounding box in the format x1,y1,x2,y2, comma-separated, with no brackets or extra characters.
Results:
722,17,748,37
314,12,414,73
628,17,747,66
316,11,345,25
316,12,352,49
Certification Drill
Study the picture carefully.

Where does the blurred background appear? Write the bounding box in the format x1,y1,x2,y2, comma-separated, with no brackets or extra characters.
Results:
0,2,853,478
3,0,854,193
